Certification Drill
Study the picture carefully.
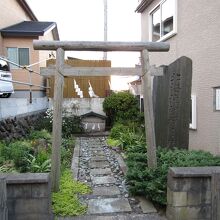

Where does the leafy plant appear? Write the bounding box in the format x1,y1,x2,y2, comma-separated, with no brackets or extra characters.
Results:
108,123,145,151
118,130,145,151
52,170,91,216
126,147,220,205
106,138,121,147
36,150,50,164
0,161,16,173
25,154,51,173
110,123,129,139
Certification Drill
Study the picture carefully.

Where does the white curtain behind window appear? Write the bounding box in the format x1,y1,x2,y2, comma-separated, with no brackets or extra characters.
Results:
7,47,18,69
19,48,29,66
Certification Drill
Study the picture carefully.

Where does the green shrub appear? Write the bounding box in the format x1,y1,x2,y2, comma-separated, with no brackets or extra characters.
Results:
29,129,52,141
62,115,83,138
110,123,129,139
2,141,33,172
126,147,220,205
52,169,91,216
36,149,50,164
103,91,140,125
35,109,83,137
34,110,53,132
0,142,6,165
61,138,75,169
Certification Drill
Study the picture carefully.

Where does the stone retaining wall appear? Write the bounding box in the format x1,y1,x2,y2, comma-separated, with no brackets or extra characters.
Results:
0,111,45,141
166,167,220,220
0,173,53,220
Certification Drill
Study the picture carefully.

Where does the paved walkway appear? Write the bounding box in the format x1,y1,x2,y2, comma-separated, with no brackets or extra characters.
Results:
61,136,167,220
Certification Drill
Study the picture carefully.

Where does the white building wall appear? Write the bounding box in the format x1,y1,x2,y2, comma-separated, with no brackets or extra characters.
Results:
140,0,220,155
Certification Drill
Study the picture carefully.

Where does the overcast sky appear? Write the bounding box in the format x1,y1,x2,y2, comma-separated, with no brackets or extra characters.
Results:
26,0,141,68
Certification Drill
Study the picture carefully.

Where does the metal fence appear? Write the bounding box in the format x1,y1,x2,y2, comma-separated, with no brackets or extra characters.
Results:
0,56,51,103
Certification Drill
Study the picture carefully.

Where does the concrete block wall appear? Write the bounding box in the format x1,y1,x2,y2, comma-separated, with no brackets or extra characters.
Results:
49,98,105,116
0,173,53,220
167,167,220,220
0,97,49,120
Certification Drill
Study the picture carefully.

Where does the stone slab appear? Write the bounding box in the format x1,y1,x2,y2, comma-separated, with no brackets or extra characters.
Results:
58,214,167,220
91,156,107,162
9,214,54,220
89,161,109,169
71,156,79,180
90,145,103,148
92,176,116,185
91,150,106,156
87,198,132,214
90,148,103,151
90,168,112,176
93,186,121,196
1,173,49,184
135,196,157,214
114,153,127,174
169,167,220,178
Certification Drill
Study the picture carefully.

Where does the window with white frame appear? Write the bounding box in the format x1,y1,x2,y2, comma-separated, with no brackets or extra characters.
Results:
214,87,220,111
7,47,30,69
190,95,197,129
150,0,177,42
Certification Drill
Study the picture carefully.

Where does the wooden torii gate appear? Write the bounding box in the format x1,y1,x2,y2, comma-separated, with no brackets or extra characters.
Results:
33,41,170,191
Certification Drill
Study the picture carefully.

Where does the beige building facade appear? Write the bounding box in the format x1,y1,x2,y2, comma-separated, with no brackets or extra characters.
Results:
0,0,36,54
137,0,220,154
0,0,59,97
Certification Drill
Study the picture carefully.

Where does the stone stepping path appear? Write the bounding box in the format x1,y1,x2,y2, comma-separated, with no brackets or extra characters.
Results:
68,137,166,220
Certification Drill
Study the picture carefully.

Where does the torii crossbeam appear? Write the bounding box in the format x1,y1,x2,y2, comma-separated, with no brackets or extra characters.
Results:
33,40,170,192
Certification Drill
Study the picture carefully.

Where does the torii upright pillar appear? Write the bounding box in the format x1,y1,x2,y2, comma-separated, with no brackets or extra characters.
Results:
141,49,157,168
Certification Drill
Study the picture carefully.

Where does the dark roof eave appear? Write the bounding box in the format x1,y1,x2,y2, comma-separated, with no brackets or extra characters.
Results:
135,0,155,13
17,0,38,21
81,111,107,120
0,21,59,40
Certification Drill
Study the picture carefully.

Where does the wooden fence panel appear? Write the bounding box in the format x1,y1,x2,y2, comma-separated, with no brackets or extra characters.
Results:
47,59,111,98
153,56,192,149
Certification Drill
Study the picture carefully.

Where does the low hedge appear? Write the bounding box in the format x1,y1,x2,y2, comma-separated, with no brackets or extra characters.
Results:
126,146,220,205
